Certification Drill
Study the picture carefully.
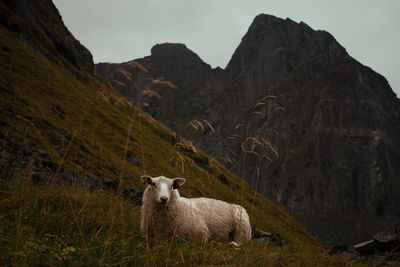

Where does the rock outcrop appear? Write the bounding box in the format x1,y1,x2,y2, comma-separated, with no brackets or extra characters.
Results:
96,14,400,244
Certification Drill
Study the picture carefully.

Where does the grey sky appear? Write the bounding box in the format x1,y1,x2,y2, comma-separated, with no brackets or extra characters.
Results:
53,0,400,97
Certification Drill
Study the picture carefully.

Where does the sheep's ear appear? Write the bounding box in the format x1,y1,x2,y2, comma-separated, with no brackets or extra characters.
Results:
141,175,153,185
173,177,186,189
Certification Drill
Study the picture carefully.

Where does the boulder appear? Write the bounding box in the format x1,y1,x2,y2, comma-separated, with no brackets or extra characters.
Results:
252,229,286,246
352,240,376,255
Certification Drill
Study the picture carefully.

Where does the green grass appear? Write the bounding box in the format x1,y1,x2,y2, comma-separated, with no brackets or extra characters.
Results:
0,23,373,266
1,181,369,267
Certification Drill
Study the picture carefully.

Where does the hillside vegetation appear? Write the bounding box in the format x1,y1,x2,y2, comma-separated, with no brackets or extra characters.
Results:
0,7,374,267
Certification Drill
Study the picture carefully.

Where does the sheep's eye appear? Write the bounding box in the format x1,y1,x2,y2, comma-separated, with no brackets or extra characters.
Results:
150,182,157,187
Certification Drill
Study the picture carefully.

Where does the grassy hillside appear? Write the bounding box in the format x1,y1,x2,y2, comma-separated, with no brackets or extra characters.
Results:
0,23,372,266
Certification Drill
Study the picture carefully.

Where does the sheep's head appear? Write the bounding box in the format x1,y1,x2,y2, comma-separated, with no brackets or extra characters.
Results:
141,175,186,206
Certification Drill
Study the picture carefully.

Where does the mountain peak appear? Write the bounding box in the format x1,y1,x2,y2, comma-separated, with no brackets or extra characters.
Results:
149,42,212,91
225,13,347,81
150,42,210,69
251,13,291,25
248,13,310,33
151,42,188,51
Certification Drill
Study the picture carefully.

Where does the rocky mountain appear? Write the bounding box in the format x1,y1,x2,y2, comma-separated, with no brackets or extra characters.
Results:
97,14,400,245
0,0,93,74
2,1,353,265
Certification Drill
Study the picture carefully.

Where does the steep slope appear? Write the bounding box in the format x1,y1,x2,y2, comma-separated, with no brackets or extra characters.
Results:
97,14,400,244
0,0,93,73
0,1,365,266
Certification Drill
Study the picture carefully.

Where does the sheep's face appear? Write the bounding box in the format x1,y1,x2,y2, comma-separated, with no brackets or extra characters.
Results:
141,175,186,206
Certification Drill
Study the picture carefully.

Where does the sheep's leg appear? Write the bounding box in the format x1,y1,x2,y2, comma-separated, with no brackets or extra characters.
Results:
232,207,252,245
228,241,240,247
140,215,152,237
227,224,241,247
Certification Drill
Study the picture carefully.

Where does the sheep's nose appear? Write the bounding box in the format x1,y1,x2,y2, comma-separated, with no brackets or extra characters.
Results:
160,197,168,204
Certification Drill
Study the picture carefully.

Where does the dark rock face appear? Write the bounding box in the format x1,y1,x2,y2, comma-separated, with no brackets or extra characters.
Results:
96,43,218,119
96,14,400,245
150,43,214,91
0,0,94,73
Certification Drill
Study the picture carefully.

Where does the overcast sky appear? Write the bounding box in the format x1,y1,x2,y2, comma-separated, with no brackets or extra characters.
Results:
53,0,399,96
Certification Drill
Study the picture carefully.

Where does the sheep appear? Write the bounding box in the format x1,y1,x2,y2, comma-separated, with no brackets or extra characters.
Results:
140,175,252,246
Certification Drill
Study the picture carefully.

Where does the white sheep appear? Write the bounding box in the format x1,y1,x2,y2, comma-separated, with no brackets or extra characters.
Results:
140,175,252,246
